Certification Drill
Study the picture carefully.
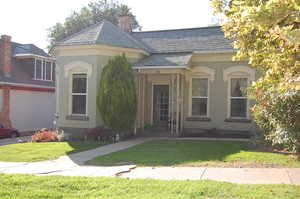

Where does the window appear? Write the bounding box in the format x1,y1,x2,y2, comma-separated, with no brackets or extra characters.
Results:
191,78,208,117
35,59,42,80
230,78,247,118
71,74,87,115
34,59,54,81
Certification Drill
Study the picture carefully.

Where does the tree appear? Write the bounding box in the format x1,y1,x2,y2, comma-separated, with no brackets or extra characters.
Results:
47,0,141,48
211,0,300,154
97,55,137,134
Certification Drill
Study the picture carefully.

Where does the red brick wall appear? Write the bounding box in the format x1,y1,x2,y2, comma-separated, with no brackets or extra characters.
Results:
0,35,12,77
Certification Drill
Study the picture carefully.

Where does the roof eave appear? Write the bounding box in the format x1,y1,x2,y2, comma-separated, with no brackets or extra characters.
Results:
193,49,236,54
14,54,55,61
132,65,187,69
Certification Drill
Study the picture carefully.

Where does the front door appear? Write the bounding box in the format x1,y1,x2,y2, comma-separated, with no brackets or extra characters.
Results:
153,85,169,127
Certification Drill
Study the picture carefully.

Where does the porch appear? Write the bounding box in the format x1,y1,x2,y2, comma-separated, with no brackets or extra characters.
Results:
135,68,186,137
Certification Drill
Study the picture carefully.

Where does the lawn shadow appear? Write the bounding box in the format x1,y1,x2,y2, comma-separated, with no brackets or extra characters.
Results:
84,140,257,167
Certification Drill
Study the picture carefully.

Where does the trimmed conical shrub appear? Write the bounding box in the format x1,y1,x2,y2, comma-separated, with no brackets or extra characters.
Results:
97,54,137,133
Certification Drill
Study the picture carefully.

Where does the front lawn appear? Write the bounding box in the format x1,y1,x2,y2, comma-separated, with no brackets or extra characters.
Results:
0,141,104,162
0,174,299,199
87,140,300,167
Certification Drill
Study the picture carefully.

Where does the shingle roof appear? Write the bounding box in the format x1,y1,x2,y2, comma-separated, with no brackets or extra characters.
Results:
12,42,49,57
56,20,148,51
131,26,233,53
134,53,192,67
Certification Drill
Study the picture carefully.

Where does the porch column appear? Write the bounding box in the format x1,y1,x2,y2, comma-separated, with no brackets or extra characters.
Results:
141,74,145,132
170,74,175,136
180,74,185,135
176,74,180,136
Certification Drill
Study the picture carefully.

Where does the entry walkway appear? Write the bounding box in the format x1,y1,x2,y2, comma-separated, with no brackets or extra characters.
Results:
0,137,299,185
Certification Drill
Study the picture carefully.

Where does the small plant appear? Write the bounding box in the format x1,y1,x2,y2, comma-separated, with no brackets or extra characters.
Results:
32,129,58,142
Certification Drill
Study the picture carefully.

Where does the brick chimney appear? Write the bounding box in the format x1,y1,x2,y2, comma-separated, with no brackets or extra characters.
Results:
0,35,12,77
118,15,135,32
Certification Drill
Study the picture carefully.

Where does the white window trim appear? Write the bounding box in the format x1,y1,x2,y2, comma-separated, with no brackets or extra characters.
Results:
228,77,249,119
223,66,255,120
34,58,54,81
189,76,210,118
70,72,88,116
65,61,92,117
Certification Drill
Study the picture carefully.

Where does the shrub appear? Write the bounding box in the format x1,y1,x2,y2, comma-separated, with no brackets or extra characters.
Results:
250,75,300,155
97,54,137,134
32,129,58,142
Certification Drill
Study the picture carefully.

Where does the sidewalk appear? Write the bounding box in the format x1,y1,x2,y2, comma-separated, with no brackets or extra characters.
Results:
0,137,299,185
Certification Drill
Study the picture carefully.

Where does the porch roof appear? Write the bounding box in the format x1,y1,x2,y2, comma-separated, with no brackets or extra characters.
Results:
133,52,192,69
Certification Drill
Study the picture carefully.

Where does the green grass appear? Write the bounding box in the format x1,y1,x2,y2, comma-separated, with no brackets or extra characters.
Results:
87,140,300,167
0,141,104,162
0,174,299,199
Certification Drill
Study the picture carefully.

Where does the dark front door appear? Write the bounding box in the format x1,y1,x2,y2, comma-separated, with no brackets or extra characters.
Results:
153,85,169,126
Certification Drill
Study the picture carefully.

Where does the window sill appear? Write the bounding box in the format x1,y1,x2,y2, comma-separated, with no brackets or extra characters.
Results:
186,117,211,122
224,118,251,123
66,115,89,121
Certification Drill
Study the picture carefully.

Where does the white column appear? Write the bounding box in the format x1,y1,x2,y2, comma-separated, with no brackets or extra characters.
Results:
180,74,184,135
176,74,180,136
170,74,174,136
142,74,145,132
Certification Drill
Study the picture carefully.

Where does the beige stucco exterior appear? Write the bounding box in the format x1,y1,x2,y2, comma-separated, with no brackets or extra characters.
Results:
53,45,258,138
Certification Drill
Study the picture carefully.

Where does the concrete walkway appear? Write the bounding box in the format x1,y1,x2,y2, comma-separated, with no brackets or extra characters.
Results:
0,137,299,185
122,167,300,185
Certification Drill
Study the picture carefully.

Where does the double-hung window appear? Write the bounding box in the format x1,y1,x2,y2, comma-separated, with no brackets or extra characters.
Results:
71,74,87,115
191,78,209,117
34,59,54,81
230,78,248,118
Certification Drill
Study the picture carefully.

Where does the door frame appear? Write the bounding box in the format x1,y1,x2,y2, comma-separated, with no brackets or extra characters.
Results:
151,82,170,125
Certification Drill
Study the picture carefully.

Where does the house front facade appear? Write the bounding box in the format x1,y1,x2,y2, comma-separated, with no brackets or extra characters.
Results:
0,35,56,132
52,19,258,138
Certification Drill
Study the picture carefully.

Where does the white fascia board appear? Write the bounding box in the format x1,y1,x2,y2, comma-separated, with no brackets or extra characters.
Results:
132,65,187,69
0,82,55,89
14,54,56,61
193,50,235,54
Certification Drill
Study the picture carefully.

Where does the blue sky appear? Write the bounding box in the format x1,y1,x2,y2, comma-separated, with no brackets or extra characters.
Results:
1,0,218,50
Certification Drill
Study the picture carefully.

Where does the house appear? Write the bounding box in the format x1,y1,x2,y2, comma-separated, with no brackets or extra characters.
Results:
52,18,258,138
0,35,56,132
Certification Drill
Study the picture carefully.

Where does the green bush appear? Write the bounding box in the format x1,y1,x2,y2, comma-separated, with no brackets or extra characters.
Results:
97,54,137,134
250,75,300,155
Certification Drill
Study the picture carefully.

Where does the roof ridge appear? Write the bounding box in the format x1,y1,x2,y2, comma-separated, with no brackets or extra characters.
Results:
100,20,150,51
132,25,221,34
56,20,104,44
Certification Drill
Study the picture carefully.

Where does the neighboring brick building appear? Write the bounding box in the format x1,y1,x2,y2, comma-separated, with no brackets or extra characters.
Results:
0,35,56,132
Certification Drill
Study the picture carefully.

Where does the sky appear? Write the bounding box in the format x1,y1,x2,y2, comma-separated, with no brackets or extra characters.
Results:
1,0,218,51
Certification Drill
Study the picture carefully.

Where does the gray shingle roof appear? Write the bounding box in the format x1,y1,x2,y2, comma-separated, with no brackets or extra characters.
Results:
12,42,49,57
56,20,148,51
134,53,192,67
131,26,233,53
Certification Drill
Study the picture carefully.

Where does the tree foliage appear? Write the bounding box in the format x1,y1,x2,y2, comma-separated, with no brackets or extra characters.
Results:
97,55,137,133
211,0,300,153
47,0,141,48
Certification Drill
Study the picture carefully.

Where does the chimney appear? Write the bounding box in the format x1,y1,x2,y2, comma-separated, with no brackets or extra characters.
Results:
118,15,135,32
0,35,12,77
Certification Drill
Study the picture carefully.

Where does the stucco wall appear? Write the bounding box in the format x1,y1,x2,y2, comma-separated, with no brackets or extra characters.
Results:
56,53,141,134
10,90,55,132
183,59,256,132
141,53,258,133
